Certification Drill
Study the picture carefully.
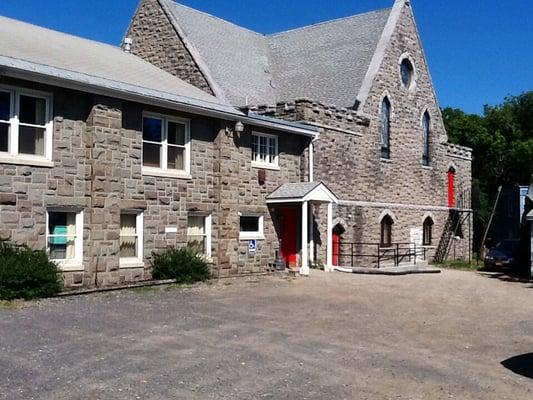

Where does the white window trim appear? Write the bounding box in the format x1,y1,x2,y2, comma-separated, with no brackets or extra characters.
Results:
141,112,191,177
187,214,212,258
0,85,53,163
119,211,144,268
251,131,279,168
239,214,265,241
46,210,84,271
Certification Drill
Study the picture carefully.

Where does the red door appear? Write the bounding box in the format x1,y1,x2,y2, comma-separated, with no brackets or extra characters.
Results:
333,231,341,266
279,208,298,267
448,169,456,207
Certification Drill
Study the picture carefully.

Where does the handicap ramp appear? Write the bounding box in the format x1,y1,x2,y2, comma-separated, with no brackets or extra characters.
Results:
334,265,441,276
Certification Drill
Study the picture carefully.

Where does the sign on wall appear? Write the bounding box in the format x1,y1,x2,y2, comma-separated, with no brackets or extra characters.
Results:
248,239,257,255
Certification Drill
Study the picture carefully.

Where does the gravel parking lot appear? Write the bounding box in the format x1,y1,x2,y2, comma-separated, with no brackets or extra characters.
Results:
1,269,532,400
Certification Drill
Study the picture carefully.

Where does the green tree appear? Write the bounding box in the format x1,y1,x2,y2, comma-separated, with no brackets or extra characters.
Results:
442,91,533,251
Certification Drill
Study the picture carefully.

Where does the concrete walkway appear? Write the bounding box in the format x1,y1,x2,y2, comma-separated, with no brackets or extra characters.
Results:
335,265,441,275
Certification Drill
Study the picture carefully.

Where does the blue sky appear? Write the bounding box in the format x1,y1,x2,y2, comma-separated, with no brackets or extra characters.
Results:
0,0,531,114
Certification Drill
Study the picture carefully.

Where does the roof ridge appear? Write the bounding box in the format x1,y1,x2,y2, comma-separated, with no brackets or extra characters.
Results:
266,7,392,38
162,0,264,37
0,15,125,51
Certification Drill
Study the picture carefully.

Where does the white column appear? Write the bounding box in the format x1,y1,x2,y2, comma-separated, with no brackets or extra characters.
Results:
308,140,314,183
309,203,314,264
300,201,309,276
326,202,333,272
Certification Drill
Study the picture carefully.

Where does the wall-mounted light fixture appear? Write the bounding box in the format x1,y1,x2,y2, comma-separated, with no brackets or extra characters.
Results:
235,121,244,133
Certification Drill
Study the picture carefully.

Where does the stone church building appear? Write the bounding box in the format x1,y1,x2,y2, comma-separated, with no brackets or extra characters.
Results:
0,0,472,287
126,0,473,272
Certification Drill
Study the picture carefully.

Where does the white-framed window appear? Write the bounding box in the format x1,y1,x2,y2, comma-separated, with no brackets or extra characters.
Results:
251,132,278,168
187,214,212,257
239,214,264,240
0,86,53,163
142,113,191,176
120,212,144,266
46,210,83,270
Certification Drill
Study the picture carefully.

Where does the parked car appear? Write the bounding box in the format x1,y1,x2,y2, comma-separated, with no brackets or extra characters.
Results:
484,239,521,269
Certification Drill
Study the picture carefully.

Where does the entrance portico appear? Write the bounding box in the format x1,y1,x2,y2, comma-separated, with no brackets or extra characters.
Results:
267,182,339,275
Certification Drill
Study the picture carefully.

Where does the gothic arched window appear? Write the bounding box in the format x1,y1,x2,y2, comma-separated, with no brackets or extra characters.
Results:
381,97,391,159
422,111,430,166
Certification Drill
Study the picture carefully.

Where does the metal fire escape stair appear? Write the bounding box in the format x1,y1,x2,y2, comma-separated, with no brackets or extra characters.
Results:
434,189,472,263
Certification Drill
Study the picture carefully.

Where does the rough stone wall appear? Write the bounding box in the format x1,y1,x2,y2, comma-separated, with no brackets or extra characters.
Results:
214,125,307,276
358,2,472,208
250,2,473,264
0,77,308,287
125,0,214,95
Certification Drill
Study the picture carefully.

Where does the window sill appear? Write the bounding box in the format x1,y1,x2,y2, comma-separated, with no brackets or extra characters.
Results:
142,168,192,180
0,154,54,168
422,165,433,170
119,259,145,269
380,158,392,163
251,161,280,171
55,261,84,272
239,234,265,241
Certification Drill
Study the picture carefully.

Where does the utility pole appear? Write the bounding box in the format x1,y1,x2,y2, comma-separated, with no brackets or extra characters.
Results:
479,186,502,260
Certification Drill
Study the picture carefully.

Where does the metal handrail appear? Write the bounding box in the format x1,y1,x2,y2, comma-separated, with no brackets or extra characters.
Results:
334,242,429,269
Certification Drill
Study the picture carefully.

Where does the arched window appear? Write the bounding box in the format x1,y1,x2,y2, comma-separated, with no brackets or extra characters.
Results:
423,217,433,246
380,215,393,247
422,111,430,166
380,97,391,159
332,224,345,267
400,58,414,89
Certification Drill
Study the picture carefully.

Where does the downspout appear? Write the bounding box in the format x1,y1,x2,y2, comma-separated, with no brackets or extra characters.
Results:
308,139,314,183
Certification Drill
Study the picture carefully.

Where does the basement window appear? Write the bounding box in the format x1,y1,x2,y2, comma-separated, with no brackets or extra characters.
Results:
120,212,144,267
187,215,212,257
239,215,264,240
46,210,84,270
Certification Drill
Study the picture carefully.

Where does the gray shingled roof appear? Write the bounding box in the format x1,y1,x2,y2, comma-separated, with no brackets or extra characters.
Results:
0,15,236,113
267,9,391,108
267,182,322,200
162,0,391,107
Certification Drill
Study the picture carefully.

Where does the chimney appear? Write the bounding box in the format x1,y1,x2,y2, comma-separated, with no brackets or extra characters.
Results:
123,37,133,53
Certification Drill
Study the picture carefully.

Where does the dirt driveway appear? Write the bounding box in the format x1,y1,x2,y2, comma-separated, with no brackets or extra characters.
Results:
1,269,532,399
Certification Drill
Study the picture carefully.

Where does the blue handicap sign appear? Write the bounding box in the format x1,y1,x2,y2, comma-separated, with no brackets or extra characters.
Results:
248,239,257,254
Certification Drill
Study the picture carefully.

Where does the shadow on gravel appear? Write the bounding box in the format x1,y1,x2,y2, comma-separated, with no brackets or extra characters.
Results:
477,269,533,288
501,353,533,379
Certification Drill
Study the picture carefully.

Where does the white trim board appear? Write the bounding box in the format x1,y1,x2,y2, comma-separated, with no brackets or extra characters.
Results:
338,199,472,212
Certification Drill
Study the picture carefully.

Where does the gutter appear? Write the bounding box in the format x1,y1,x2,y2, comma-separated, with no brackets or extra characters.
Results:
0,56,317,137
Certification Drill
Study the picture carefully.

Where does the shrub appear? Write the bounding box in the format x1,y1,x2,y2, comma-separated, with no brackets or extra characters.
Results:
151,247,211,284
0,240,63,300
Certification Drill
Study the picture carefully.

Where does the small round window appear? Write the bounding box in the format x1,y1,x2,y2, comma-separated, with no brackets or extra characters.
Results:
400,58,414,89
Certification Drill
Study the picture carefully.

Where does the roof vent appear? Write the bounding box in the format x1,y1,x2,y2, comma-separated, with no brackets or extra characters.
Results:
123,37,133,53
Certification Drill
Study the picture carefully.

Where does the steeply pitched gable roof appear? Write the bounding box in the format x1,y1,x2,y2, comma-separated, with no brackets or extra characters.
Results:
160,0,391,108
267,9,391,108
